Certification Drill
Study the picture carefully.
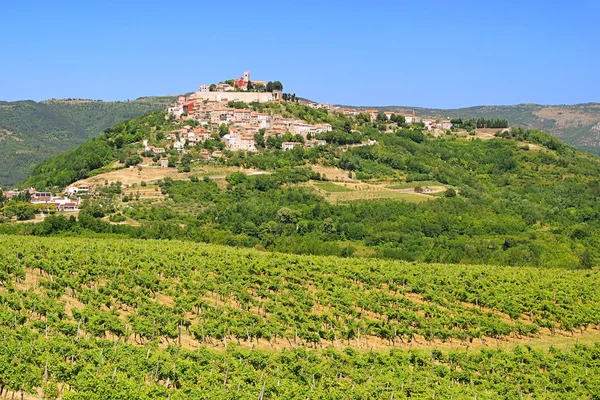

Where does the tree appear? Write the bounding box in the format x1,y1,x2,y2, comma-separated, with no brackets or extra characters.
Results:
254,133,265,149
391,114,406,125
124,154,142,167
3,201,36,220
580,250,593,269
168,155,179,168
356,113,371,125
266,81,283,92
179,153,193,172
218,124,229,137
277,207,300,224
321,217,336,234
209,84,217,92
444,188,457,198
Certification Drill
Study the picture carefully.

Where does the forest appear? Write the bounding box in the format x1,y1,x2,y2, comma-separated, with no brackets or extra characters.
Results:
0,98,174,186
1,235,600,399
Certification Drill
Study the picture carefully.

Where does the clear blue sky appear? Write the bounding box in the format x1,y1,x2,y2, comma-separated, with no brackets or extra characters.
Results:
1,0,598,108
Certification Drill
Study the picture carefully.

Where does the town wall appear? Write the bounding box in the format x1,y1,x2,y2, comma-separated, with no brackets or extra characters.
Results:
194,92,275,103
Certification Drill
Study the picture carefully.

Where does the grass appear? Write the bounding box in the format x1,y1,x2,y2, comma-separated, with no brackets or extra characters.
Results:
386,180,444,189
314,181,354,192
429,191,447,197
324,190,431,203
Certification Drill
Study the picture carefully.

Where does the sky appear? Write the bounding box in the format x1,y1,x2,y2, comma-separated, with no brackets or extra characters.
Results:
1,0,599,108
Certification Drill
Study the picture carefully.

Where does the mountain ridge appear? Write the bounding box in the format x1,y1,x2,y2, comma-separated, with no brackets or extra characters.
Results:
0,96,175,186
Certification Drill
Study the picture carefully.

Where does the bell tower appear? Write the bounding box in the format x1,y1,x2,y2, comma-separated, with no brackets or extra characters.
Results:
243,71,250,82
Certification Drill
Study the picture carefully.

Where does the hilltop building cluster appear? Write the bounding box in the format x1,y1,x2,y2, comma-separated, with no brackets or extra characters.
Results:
169,71,282,105
161,71,454,156
304,103,452,131
164,72,331,153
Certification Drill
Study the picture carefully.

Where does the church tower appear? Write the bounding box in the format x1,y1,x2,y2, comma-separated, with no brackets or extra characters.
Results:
243,71,250,82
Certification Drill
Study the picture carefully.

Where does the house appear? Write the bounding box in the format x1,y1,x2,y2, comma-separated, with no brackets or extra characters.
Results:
224,133,257,152
58,202,79,211
193,128,212,142
233,77,248,90
237,135,257,152
65,184,90,195
249,112,259,125
216,83,234,92
256,113,270,128
159,158,169,168
199,149,211,160
281,142,302,151
211,108,233,124
3,190,18,199
366,109,380,121
314,123,332,133
439,120,453,130
199,84,210,92
173,141,185,151
167,106,184,118
306,139,326,148
422,119,436,130
31,195,53,204
153,147,165,154
292,120,311,136
384,112,395,120
233,109,251,121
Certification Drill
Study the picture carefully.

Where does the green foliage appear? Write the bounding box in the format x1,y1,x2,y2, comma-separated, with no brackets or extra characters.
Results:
227,101,247,109
266,80,283,92
0,235,600,398
444,188,457,197
24,111,170,188
2,201,37,220
451,117,509,129
0,97,175,186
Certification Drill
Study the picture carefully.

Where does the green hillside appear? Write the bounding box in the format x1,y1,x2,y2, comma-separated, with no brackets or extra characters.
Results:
5,101,600,269
349,103,600,154
0,97,175,186
1,235,600,399
2,101,600,398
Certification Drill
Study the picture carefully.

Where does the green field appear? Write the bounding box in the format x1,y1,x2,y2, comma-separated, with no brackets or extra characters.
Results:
1,235,600,398
313,181,354,192
386,180,445,190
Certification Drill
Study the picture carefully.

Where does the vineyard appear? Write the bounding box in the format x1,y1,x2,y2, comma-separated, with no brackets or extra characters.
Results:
1,235,600,398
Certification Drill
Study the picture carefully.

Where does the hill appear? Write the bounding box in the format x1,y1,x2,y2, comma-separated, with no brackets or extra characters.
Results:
1,234,600,398
4,100,600,269
345,103,600,154
3,99,600,398
0,97,175,186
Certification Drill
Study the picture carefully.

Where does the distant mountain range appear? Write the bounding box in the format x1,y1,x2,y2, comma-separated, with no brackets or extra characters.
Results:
341,103,600,155
0,97,175,186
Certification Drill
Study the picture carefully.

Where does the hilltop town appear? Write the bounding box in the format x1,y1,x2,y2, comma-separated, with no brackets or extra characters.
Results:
160,71,453,157
1,72,507,218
